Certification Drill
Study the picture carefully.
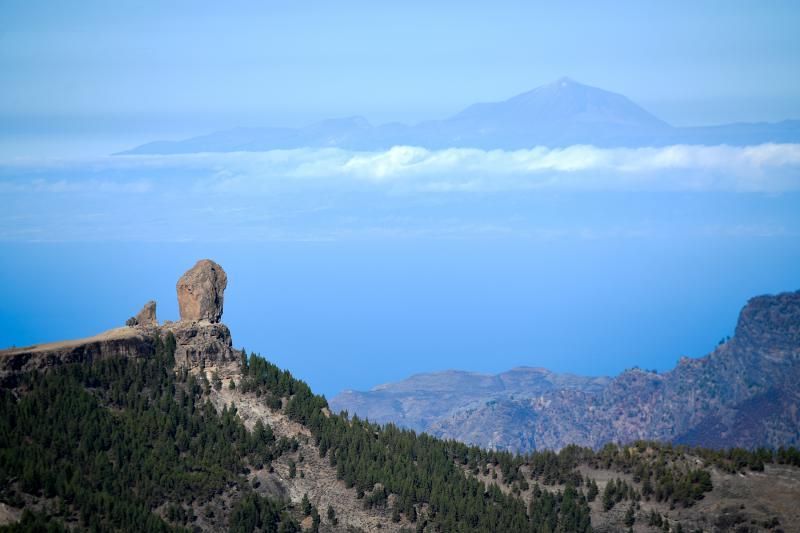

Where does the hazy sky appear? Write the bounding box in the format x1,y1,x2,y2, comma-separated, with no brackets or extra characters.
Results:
2,146,799,396
2,0,799,141
1,2,800,397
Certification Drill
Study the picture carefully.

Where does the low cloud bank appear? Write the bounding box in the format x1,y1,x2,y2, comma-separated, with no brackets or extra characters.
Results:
338,144,800,178
2,143,800,193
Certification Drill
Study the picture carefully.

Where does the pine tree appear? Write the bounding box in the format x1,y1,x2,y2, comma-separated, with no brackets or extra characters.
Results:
301,493,312,516
327,505,338,525
624,503,635,526
603,479,616,511
587,479,599,502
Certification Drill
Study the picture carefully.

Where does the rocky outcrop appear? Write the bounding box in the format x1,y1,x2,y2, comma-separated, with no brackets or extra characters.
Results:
1,259,237,382
177,260,227,323
733,290,800,355
133,300,158,327
163,321,235,370
170,259,234,369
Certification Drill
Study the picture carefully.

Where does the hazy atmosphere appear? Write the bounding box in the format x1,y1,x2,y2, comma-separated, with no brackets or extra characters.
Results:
4,3,800,532
2,1,799,398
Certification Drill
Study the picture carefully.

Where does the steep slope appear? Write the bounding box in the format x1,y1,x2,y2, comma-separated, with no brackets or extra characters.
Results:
0,260,581,532
120,78,800,154
2,261,800,532
334,290,800,452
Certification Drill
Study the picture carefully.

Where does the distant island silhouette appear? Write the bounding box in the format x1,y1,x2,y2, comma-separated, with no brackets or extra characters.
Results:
120,78,800,154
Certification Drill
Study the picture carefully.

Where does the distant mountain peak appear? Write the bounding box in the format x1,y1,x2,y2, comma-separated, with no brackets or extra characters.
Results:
119,79,800,154
442,76,671,138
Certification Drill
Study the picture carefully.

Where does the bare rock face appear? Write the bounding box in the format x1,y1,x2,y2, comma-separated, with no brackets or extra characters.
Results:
734,290,800,355
163,321,235,370
177,260,227,323
170,260,234,369
134,301,157,327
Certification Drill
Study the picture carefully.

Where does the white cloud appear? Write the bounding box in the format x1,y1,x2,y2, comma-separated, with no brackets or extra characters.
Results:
2,143,800,193
328,144,800,185
202,143,800,192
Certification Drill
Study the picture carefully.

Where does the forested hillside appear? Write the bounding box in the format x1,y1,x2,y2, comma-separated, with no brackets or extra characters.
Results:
2,332,800,531
0,334,588,531
2,261,799,532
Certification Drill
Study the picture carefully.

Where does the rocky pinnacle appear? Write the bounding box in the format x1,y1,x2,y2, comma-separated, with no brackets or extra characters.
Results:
176,259,227,323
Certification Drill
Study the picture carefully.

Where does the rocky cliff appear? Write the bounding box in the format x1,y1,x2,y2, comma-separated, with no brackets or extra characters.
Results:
0,259,236,383
332,290,800,452
0,327,158,387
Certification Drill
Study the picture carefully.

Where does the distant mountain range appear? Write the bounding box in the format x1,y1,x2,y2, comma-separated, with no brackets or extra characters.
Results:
331,367,611,437
331,290,800,452
121,77,800,154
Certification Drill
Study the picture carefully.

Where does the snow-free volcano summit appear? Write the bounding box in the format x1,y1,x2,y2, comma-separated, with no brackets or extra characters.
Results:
121,78,800,154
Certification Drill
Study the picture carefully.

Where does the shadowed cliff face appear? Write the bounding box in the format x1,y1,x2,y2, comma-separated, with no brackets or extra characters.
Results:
0,328,158,387
163,320,235,370
733,291,800,356
332,291,800,452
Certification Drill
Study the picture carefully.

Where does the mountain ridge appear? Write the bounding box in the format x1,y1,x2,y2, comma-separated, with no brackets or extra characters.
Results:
331,290,800,452
119,78,800,154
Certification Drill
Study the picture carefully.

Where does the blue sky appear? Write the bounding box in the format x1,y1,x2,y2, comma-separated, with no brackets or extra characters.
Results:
2,222,799,398
1,1,800,397
2,0,800,153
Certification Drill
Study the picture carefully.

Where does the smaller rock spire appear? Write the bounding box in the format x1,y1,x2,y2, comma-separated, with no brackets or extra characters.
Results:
134,301,157,326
